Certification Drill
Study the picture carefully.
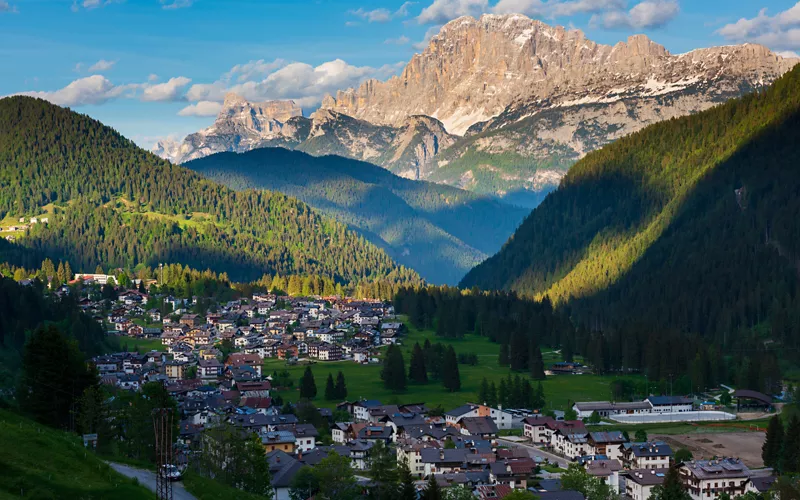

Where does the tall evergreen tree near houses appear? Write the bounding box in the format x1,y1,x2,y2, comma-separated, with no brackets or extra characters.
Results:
783,416,800,473
335,371,347,400
442,345,461,392
510,332,528,371
531,382,546,410
325,373,337,401
421,473,442,500
300,367,317,399
409,342,428,384
488,381,498,408
530,343,546,380
763,415,784,470
649,466,691,500
499,343,510,367
478,378,491,405
381,344,407,393
397,459,417,500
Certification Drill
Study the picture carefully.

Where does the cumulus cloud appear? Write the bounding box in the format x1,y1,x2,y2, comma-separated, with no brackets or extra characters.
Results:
593,0,679,30
16,75,137,107
717,3,800,51
417,0,488,24
1,1,18,13
71,0,123,11
492,0,625,17
350,2,416,22
183,59,404,110
88,59,116,72
141,76,191,102
178,101,223,117
385,35,411,45
224,59,287,83
777,50,800,59
160,0,193,8
414,25,442,49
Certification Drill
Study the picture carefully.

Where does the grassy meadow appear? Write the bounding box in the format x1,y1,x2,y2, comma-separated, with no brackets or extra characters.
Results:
266,318,644,412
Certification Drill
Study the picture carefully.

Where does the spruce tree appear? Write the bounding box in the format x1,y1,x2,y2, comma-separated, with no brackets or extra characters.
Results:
478,377,490,405
530,343,546,380
783,416,800,473
382,344,407,393
499,343,510,366
335,371,347,399
397,459,417,500
531,382,546,409
325,373,336,400
649,466,691,500
442,345,461,392
487,381,498,407
408,342,428,384
299,366,317,399
422,474,442,500
763,415,784,470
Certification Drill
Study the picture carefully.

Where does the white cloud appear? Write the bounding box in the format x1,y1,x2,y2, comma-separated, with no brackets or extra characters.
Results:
417,0,488,24
141,76,191,102
717,3,800,51
777,50,800,59
184,59,404,110
224,59,287,83
492,0,625,17
178,101,223,117
385,35,411,45
0,1,18,13
160,0,192,8
148,73,159,82
350,2,416,22
16,75,137,107
593,0,679,30
414,26,441,49
88,59,116,72
71,0,123,11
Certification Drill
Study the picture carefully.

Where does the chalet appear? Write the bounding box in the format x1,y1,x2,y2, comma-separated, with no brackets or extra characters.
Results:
460,416,499,439
398,441,441,477
165,361,187,381
127,324,144,338
445,404,480,425
358,424,393,443
236,381,271,398
678,458,751,500
622,442,673,470
180,314,202,328
261,431,296,453
585,459,622,494
587,431,628,460
489,457,536,490
276,344,298,360
292,423,319,452
523,415,555,444
626,468,669,500
198,358,222,380
317,343,343,361
226,353,263,377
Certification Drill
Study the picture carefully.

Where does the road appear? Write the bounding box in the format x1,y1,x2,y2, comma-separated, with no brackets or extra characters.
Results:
497,438,570,469
109,462,197,500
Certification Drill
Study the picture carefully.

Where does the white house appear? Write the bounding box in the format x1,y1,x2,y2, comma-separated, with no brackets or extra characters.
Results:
678,458,751,500
626,469,669,500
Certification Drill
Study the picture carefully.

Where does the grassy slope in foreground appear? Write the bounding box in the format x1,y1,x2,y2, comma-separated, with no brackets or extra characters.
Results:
0,409,155,499
185,148,528,285
265,318,643,411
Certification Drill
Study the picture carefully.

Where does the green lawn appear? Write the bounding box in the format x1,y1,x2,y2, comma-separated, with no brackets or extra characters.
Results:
0,409,155,500
121,337,165,353
182,471,269,500
267,318,643,412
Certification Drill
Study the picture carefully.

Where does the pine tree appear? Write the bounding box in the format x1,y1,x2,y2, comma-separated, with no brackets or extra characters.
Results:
299,367,317,399
499,343,510,366
382,344,407,393
498,378,508,408
531,382,546,409
325,373,336,400
783,416,800,473
442,345,461,392
763,415,784,470
530,343,546,380
478,377,490,405
487,382,498,408
335,371,347,400
397,459,417,500
649,466,691,500
421,473,442,500
408,342,428,384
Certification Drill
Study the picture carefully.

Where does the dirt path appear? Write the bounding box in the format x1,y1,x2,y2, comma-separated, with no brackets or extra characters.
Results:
108,462,196,500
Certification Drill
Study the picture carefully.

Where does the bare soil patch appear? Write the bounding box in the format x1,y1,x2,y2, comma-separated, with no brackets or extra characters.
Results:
652,431,766,468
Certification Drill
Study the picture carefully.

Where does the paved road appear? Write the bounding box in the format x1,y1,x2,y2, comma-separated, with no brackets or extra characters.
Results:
109,462,197,500
497,438,570,469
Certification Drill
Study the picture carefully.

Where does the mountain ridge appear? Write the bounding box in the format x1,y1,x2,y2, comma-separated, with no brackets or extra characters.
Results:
185,147,528,285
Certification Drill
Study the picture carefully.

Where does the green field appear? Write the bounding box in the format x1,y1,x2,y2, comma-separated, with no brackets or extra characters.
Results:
266,319,643,412
0,409,155,499
121,337,165,353
182,471,268,500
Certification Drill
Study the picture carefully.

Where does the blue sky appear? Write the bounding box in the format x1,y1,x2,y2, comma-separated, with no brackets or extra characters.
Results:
2,0,799,147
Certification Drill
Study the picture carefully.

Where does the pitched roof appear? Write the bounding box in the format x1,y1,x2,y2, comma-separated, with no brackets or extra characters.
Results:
462,416,499,436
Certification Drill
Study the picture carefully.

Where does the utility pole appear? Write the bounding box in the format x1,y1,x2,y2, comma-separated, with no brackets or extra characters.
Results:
152,407,174,500
159,263,164,287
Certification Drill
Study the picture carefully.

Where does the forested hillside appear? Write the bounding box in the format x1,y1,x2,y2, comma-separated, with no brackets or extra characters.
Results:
185,148,528,284
462,66,800,364
0,97,419,286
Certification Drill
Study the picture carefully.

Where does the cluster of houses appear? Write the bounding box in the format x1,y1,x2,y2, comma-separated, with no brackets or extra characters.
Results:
1,216,48,241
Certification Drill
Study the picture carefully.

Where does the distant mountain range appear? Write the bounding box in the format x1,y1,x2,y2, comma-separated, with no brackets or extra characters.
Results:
0,96,419,287
461,65,800,350
154,14,798,207
185,148,528,285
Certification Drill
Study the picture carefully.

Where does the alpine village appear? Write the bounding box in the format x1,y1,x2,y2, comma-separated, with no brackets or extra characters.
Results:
3,2,800,500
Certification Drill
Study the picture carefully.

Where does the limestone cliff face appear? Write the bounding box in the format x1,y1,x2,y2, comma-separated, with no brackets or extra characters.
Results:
322,14,797,136
155,14,797,202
